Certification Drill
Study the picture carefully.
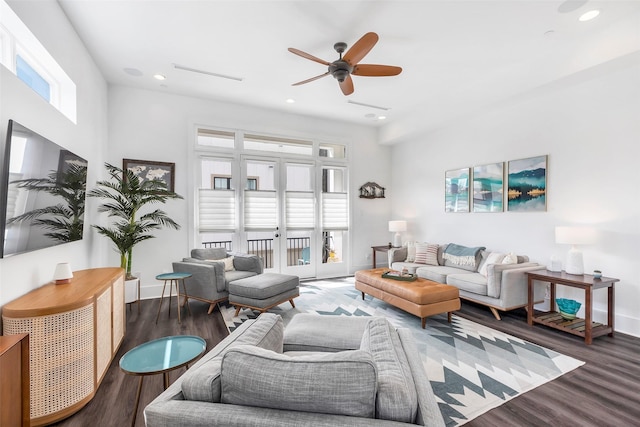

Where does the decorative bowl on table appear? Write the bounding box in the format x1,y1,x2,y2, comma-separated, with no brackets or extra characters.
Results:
556,298,581,320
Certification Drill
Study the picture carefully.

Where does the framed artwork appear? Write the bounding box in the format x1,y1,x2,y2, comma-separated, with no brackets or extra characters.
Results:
472,162,504,212
507,155,547,212
57,150,87,175
445,168,470,212
123,158,175,192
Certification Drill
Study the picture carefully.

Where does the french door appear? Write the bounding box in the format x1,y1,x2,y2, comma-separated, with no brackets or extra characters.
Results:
242,156,316,277
197,154,348,279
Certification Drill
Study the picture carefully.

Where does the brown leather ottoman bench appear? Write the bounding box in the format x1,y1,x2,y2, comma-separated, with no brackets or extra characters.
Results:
355,268,460,328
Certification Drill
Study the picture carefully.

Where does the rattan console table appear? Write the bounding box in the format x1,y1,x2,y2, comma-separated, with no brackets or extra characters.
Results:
2,267,125,426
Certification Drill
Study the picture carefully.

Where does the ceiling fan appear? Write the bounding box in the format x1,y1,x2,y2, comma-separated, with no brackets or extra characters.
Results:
288,32,402,96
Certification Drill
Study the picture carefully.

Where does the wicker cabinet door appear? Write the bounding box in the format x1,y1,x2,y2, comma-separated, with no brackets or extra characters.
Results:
95,287,112,383
112,275,125,352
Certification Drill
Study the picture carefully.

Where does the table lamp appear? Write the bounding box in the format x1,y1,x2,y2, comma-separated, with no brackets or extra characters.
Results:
555,226,596,275
388,220,407,247
53,262,73,284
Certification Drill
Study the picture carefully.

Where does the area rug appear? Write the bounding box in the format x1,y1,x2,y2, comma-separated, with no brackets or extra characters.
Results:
219,277,584,426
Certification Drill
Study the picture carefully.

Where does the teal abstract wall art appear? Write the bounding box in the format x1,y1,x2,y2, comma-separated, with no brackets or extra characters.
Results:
473,162,504,212
445,168,470,212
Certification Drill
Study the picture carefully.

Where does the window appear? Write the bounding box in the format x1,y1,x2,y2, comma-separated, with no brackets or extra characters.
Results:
244,134,313,156
16,54,50,102
198,129,235,149
245,177,258,190
212,176,231,189
0,1,76,122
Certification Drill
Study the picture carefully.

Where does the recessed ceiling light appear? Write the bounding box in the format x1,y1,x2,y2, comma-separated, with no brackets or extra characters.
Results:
123,67,143,77
378,115,387,120
286,98,295,104
579,10,600,21
153,74,166,80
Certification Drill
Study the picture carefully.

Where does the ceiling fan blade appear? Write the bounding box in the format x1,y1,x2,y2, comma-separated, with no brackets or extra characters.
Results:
352,64,403,77
339,74,354,96
292,72,330,86
343,32,379,65
288,48,331,66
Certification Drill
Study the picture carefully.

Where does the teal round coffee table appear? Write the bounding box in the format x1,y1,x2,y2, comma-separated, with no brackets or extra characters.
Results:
155,272,192,324
120,335,206,427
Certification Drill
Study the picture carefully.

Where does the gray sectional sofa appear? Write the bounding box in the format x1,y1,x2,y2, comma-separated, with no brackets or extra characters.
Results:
144,313,445,427
390,243,544,320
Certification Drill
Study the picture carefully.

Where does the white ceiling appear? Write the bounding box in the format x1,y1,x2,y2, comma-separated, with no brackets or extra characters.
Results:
57,0,640,134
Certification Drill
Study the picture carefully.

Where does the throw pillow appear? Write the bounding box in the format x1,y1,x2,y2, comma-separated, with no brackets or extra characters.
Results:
414,242,429,264
425,244,439,266
478,252,506,277
207,256,235,271
220,345,377,418
406,241,416,262
502,253,518,264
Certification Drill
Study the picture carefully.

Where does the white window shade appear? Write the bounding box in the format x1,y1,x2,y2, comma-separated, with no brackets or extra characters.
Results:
322,192,348,230
286,191,314,229
244,190,277,230
198,189,235,231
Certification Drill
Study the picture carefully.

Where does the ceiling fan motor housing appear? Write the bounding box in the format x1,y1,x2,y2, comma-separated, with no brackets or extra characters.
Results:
329,60,353,82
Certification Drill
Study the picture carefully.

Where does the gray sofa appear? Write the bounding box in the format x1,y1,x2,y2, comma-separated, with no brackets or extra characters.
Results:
172,248,263,314
390,243,544,320
144,313,445,427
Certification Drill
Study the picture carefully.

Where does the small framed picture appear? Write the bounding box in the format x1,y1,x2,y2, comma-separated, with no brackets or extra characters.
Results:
123,159,175,192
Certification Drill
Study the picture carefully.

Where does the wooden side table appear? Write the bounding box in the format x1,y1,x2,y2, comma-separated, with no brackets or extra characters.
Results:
526,270,620,344
371,245,393,269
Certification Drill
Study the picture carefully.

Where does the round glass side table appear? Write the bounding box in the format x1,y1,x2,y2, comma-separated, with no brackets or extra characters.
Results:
155,272,193,324
119,335,206,427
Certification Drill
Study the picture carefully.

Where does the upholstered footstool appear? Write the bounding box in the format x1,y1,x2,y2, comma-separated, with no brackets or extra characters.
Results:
229,273,300,316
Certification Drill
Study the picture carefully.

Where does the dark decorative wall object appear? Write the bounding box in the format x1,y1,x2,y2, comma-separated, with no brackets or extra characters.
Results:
359,182,385,199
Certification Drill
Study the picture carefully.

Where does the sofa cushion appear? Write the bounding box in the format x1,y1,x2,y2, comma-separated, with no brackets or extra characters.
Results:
442,243,485,272
415,265,472,283
360,318,417,423
446,273,488,296
181,313,284,402
283,314,371,352
220,345,377,418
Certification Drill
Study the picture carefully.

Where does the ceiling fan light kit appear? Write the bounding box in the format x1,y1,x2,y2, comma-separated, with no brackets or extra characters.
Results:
288,32,402,96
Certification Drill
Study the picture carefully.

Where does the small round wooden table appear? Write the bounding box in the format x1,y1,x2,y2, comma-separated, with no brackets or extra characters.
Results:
155,272,192,324
119,335,206,427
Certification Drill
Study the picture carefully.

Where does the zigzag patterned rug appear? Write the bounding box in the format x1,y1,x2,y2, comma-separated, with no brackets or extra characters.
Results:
219,277,584,426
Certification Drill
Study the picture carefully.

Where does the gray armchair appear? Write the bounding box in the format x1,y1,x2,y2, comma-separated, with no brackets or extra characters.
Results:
173,248,263,314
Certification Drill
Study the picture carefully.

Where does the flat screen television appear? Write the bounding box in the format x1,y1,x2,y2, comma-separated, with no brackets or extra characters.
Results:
0,120,88,258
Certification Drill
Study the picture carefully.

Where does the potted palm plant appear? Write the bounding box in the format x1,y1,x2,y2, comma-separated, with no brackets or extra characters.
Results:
7,163,87,242
89,163,182,279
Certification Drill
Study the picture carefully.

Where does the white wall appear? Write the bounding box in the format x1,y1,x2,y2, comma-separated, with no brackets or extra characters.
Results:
0,1,109,307
107,86,391,297
388,58,640,337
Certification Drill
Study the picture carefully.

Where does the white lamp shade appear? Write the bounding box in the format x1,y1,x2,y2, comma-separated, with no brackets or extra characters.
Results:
555,226,596,245
388,220,407,232
53,263,73,284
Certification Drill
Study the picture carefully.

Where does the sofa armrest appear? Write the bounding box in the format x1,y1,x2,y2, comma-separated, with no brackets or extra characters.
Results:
388,247,408,267
173,261,227,295
228,252,263,274
397,328,445,427
486,263,545,304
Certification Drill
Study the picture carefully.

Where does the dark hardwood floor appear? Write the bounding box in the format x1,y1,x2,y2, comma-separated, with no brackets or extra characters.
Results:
53,288,640,427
